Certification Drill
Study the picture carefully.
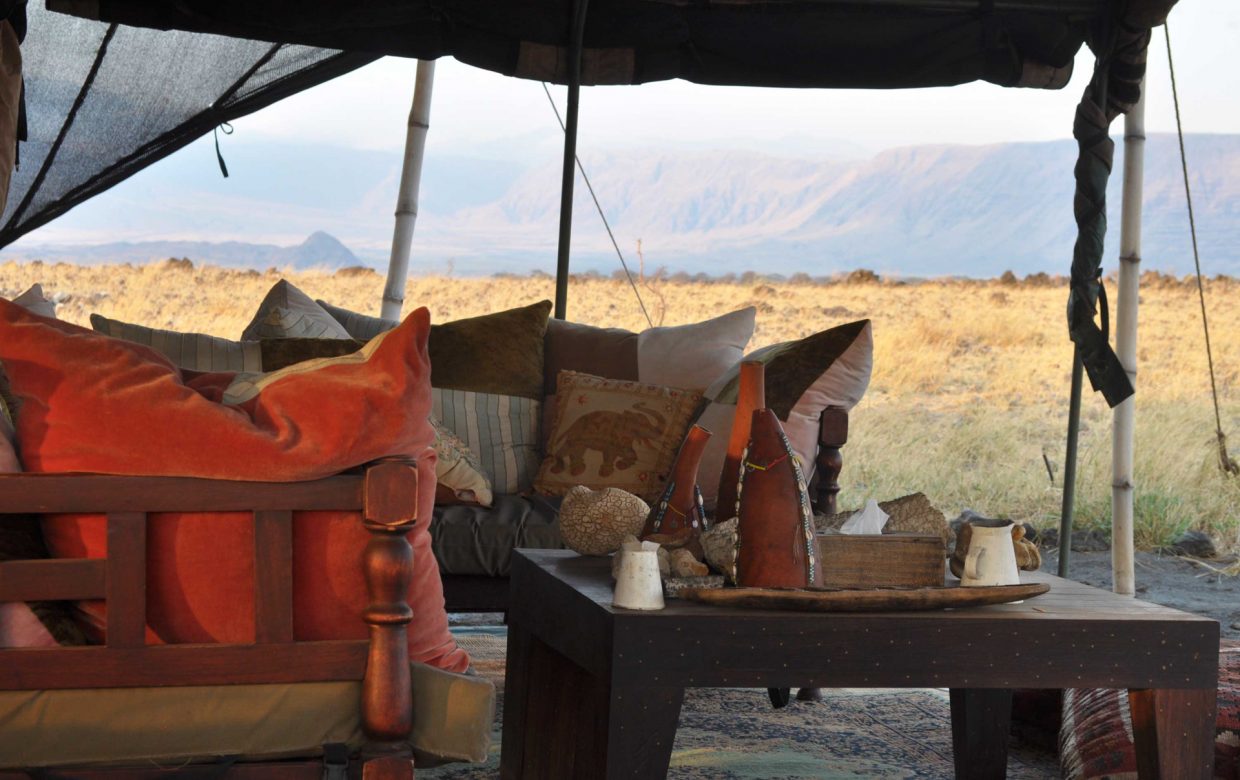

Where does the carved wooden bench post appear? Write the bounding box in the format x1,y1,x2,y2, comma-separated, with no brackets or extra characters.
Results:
361,460,420,779
791,406,849,705
813,405,849,516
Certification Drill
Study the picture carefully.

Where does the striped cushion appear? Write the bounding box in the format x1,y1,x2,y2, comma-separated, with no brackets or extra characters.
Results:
432,389,541,495
90,314,263,372
316,299,396,342
1059,640,1240,779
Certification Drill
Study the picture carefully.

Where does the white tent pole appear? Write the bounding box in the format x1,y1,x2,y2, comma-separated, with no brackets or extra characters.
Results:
381,59,436,321
1112,81,1145,597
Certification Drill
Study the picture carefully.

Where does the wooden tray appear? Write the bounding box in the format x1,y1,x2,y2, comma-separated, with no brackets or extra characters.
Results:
675,581,1049,612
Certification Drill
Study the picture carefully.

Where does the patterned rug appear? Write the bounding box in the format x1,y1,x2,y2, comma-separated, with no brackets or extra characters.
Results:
422,627,1061,779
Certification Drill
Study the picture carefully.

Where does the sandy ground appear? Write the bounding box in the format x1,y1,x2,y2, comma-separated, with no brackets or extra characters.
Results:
1043,549,1240,639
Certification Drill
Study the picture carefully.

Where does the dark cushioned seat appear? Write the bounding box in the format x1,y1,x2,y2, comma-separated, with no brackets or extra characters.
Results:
430,495,563,577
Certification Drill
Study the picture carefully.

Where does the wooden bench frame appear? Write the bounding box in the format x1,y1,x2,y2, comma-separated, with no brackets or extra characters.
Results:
0,460,422,779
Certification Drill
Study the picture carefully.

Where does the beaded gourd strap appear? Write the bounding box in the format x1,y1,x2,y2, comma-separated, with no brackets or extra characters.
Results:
744,453,789,472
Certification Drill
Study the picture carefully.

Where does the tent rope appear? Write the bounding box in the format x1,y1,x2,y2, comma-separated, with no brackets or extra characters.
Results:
540,82,653,328
1164,22,1239,476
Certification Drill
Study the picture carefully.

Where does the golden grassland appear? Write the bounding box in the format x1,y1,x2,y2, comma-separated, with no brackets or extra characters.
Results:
4,259,1238,550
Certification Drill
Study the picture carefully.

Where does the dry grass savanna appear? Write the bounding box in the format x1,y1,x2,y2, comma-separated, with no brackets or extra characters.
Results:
4,259,1238,552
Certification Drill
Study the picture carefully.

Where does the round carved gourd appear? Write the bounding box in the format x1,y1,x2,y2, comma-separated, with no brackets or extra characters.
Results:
559,486,651,556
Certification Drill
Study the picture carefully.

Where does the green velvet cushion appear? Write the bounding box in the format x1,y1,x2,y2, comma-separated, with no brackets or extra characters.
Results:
316,300,553,401
428,301,552,400
258,337,366,372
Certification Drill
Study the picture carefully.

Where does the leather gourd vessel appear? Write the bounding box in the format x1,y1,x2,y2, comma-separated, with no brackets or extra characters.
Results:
641,424,711,546
735,409,819,588
715,360,764,521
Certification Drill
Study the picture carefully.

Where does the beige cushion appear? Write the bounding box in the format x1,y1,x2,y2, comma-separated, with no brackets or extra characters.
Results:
535,371,702,503
90,314,264,372
11,285,55,320
0,661,494,768
433,416,494,507
696,319,873,511
242,280,352,341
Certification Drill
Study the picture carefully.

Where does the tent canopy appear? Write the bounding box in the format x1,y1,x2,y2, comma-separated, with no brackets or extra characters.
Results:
3,0,1174,252
0,4,376,248
56,0,1117,90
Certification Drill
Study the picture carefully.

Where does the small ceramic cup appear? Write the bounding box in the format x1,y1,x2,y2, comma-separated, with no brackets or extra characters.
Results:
612,549,665,610
961,519,1021,587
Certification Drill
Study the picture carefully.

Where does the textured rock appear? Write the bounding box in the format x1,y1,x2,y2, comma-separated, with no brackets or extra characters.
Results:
669,548,710,578
701,518,739,583
1070,529,1111,552
1012,524,1042,571
819,493,951,547
559,486,650,556
664,575,725,598
1163,530,1217,559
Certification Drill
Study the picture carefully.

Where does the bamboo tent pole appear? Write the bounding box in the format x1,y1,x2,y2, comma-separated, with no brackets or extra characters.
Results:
1058,353,1084,577
553,0,589,321
1112,83,1145,597
381,59,435,321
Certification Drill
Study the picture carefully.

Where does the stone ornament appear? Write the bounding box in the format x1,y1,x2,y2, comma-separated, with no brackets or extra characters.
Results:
559,486,650,556
669,548,710,578
701,517,739,583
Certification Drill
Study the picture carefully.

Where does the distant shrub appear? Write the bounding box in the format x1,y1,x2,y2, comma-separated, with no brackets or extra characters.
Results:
335,265,377,278
844,268,880,285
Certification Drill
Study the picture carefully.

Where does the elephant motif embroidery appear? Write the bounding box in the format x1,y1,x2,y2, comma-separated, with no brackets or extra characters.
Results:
548,402,667,477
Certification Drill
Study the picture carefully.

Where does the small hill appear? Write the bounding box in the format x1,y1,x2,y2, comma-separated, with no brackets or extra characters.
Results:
8,231,364,270
277,231,360,268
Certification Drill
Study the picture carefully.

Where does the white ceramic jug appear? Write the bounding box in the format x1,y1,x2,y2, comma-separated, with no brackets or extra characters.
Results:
612,549,665,610
961,519,1020,587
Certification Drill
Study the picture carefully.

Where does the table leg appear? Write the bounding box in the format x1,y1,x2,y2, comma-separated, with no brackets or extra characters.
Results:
1128,688,1217,779
950,688,1012,780
500,624,684,779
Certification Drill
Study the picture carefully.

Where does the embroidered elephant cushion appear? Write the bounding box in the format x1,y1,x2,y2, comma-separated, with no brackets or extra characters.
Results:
534,371,701,504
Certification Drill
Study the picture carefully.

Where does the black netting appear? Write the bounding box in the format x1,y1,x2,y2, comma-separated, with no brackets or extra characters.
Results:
0,3,376,247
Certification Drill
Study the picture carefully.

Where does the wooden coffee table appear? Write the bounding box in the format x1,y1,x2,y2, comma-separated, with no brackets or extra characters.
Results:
499,549,1219,779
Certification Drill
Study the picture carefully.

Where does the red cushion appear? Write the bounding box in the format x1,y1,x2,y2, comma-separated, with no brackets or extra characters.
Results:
0,300,467,672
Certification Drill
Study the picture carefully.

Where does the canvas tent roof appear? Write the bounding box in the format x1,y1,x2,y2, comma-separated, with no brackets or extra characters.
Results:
1,0,1174,251
0,4,377,248
51,0,1107,90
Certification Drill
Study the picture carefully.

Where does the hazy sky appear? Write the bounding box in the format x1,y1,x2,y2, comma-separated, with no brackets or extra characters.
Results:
238,0,1238,158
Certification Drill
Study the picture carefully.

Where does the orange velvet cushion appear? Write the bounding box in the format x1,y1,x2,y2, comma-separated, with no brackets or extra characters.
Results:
0,300,467,673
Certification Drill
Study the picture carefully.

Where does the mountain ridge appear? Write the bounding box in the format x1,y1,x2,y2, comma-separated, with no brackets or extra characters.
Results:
5,133,1237,277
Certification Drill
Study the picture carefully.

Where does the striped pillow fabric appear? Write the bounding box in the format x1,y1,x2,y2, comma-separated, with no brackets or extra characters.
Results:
316,299,396,341
432,388,541,495
90,314,263,372
1059,640,1240,779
